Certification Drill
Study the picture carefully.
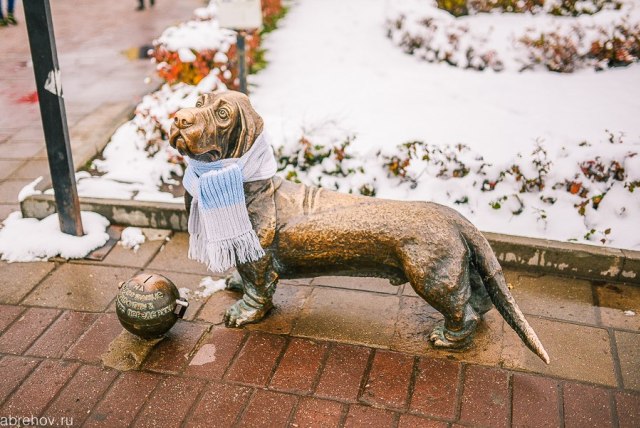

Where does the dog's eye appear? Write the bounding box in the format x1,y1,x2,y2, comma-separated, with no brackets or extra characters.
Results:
195,99,204,108
217,108,229,120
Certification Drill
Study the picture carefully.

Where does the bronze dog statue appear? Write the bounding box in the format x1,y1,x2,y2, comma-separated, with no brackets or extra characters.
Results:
170,91,550,364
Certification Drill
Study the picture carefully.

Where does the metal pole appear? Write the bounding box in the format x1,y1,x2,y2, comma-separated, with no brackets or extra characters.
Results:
237,31,247,94
23,0,84,236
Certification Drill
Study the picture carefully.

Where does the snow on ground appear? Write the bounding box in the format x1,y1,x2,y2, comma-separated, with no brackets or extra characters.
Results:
119,227,146,252
179,277,227,300
0,212,110,262
249,0,640,249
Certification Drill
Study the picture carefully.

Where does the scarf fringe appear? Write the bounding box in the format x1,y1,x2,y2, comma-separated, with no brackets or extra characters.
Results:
189,230,265,273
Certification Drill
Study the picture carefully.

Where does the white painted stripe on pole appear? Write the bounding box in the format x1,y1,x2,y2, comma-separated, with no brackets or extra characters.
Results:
44,68,63,97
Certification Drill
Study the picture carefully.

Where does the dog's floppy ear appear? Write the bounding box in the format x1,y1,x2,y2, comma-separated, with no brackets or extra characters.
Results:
228,95,264,158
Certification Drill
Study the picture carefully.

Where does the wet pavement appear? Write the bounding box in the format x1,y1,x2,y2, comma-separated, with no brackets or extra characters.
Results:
0,231,638,427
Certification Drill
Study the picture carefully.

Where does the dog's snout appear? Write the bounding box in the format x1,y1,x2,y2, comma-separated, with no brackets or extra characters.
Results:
174,109,196,129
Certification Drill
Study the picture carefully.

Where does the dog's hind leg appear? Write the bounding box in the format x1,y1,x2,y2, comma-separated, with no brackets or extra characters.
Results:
404,246,480,349
223,253,278,327
469,266,493,315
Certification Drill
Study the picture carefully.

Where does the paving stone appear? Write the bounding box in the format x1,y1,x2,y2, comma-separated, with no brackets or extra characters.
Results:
0,140,46,159
43,365,118,426
246,283,313,335
0,179,34,203
596,283,640,331
225,332,287,387
0,356,39,404
392,298,505,366
563,382,613,428
511,274,597,325
98,237,166,269
315,343,371,402
186,382,253,428
238,389,297,427
65,313,123,363
410,357,460,420
26,310,98,358
511,373,561,427
398,414,448,428
615,391,640,428
0,261,55,304
134,377,206,428
458,365,510,428
11,159,50,180
146,269,213,321
502,316,617,386
0,203,19,222
361,350,414,410
292,287,399,348
343,404,397,428
86,372,161,428
196,289,243,325
23,264,137,312
0,304,24,332
142,320,209,374
0,359,79,416
0,160,25,180
291,397,345,428
312,276,400,294
615,330,640,391
0,307,61,354
147,232,210,275
269,338,329,394
184,327,246,380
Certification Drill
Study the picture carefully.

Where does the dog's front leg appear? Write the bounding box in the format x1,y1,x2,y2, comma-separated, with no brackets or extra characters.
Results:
223,252,278,327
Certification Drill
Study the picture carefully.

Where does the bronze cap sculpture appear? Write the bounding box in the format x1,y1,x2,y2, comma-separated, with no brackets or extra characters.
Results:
170,91,550,364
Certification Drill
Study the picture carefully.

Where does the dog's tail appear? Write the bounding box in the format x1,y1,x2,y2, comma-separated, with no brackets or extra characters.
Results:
460,224,550,365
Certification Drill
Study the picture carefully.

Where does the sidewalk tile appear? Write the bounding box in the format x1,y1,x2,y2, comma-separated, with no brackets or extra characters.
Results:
392,298,504,366
0,304,24,332
596,283,640,331
0,261,54,304
196,289,242,325
0,360,79,416
315,343,371,402
65,313,123,363
134,377,206,428
269,338,329,394
361,350,414,410
0,204,19,222
23,264,136,312
0,356,39,405
184,327,246,380
142,320,209,374
225,332,287,387
563,382,613,427
0,160,23,180
410,357,460,420
615,331,640,391
237,390,297,428
0,140,45,159
86,372,161,428
398,414,448,428
502,316,617,386
344,405,396,428
43,365,117,426
147,233,210,275
97,235,166,269
511,373,560,428
615,392,640,428
0,307,60,354
311,276,399,294
11,159,49,180
0,180,35,203
291,397,344,428
26,310,98,358
511,274,597,325
459,365,509,428
292,287,399,348
186,382,252,428
246,283,313,335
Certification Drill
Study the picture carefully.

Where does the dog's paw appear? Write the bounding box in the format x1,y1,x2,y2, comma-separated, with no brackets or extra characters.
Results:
223,300,271,327
429,322,472,349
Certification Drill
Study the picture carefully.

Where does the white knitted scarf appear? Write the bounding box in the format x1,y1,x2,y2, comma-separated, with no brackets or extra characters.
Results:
182,133,277,272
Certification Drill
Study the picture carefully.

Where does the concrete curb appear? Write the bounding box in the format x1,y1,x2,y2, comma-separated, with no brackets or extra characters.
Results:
21,193,639,285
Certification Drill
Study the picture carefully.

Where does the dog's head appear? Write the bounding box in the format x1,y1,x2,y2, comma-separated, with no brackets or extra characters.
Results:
169,91,264,162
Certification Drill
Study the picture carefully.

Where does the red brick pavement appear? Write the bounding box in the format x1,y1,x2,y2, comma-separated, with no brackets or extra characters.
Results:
0,306,637,427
